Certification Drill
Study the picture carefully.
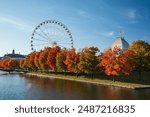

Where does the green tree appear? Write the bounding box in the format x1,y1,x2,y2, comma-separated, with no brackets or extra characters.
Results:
129,40,150,80
19,59,29,70
78,47,100,78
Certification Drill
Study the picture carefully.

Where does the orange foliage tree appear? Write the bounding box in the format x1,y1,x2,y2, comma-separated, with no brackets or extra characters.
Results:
7,59,19,69
47,46,61,71
39,47,51,71
0,59,19,69
99,48,135,81
19,59,29,70
0,59,9,68
26,52,37,71
34,50,43,70
64,48,80,74
56,48,67,72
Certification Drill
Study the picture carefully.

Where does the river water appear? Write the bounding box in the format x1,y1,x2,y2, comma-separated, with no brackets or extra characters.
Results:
0,71,150,100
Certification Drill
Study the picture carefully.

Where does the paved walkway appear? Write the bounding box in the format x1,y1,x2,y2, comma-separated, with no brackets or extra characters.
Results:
26,73,150,90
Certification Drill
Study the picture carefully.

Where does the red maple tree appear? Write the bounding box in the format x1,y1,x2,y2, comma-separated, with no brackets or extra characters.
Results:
0,59,19,69
26,52,37,71
7,59,19,69
99,48,135,77
47,46,61,71
64,48,80,73
39,47,50,71
34,50,43,70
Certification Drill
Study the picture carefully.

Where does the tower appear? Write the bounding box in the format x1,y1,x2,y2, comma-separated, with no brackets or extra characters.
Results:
12,49,15,54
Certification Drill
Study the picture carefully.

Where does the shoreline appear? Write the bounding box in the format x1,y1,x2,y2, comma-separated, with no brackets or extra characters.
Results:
25,73,150,90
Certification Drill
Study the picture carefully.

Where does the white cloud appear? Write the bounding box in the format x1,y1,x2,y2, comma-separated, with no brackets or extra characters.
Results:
127,10,136,19
142,35,149,40
124,9,139,24
98,31,115,37
78,10,86,16
0,15,33,32
107,31,114,36
116,25,123,29
77,10,89,18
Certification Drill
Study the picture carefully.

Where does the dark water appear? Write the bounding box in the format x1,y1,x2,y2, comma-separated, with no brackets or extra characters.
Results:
0,71,150,100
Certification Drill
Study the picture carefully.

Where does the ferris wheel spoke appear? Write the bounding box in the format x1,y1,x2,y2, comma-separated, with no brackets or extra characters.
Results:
44,24,51,38
34,32,48,40
33,43,48,46
32,38,49,42
57,42,72,45
39,27,50,39
55,39,71,43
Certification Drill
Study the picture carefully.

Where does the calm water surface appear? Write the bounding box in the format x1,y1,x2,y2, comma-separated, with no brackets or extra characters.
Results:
0,71,150,100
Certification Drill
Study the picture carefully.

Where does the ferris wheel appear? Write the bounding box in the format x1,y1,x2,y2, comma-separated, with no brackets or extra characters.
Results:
31,20,74,51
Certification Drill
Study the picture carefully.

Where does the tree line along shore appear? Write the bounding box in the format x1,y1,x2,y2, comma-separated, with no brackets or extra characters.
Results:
0,40,150,85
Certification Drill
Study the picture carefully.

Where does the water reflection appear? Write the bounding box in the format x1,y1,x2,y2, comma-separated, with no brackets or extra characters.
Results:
0,71,150,100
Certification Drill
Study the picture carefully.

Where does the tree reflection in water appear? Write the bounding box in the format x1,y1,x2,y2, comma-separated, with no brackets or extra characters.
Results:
0,72,149,100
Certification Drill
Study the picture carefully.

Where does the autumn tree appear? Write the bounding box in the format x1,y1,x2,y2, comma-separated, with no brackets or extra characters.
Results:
19,59,29,70
7,59,19,69
47,46,61,71
78,47,100,78
0,60,4,68
26,52,38,71
64,48,80,76
0,60,8,68
99,48,135,81
129,40,150,80
34,50,42,70
19,59,25,69
1,59,9,68
0,59,19,69
56,48,67,72
0,60,2,68
39,47,51,71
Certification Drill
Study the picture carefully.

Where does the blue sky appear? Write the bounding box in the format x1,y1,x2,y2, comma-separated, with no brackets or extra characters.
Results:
0,0,150,56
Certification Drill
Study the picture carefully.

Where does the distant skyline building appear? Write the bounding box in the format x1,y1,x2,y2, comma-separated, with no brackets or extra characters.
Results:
0,49,26,60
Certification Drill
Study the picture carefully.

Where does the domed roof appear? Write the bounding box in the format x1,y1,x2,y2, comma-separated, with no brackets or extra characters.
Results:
111,37,129,50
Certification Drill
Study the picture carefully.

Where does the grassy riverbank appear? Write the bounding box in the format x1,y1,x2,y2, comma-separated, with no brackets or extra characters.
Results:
26,72,150,89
